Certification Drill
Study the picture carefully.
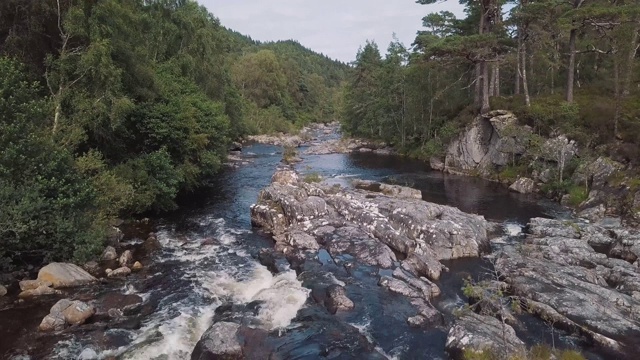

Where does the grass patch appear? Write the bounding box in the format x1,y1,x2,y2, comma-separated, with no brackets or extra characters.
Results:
567,185,588,206
303,172,322,183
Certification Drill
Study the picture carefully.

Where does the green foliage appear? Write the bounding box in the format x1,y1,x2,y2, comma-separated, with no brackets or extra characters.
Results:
567,185,589,207
303,173,322,183
557,350,586,360
0,1,346,266
0,58,103,263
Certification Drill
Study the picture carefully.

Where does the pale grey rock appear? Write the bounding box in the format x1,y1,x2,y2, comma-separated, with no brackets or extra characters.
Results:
445,312,525,358
508,177,536,194
572,156,624,190
101,246,117,261
108,267,131,278
119,250,133,267
37,263,97,288
0,285,6,297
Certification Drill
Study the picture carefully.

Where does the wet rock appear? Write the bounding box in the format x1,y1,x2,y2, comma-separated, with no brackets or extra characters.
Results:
108,267,131,278
78,348,99,360
191,321,242,360
327,226,397,268
143,235,162,252
445,312,525,359
101,246,118,261
37,263,97,288
354,180,422,199
325,285,354,314
508,177,535,194
132,261,143,271
0,284,6,296
118,250,133,267
19,279,52,291
96,293,144,317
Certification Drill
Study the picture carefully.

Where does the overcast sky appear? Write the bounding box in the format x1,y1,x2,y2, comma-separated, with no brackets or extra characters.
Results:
202,0,465,63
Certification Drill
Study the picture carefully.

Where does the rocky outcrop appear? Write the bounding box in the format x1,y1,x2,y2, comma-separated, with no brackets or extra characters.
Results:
252,170,494,282
508,177,536,194
39,299,95,331
445,312,526,359
304,138,394,156
247,133,303,148
495,217,640,352
444,110,530,176
37,263,97,288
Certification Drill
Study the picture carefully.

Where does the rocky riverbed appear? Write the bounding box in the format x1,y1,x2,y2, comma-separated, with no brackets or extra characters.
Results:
2,123,639,359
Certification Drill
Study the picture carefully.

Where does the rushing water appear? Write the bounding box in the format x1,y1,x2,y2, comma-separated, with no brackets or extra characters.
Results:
1,136,587,360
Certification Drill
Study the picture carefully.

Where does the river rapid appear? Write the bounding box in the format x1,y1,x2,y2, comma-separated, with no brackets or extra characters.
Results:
2,128,606,360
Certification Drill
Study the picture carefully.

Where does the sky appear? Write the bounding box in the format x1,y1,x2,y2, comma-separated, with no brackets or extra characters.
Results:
202,0,466,63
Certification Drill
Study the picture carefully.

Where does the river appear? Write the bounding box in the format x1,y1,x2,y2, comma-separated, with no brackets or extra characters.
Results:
2,130,602,360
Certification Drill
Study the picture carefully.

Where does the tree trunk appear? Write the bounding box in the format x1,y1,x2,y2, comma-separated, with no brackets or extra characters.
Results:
566,28,577,103
489,64,496,96
481,62,491,113
614,55,621,139
474,63,482,108
516,31,521,95
495,63,500,96
521,40,531,107
623,22,640,97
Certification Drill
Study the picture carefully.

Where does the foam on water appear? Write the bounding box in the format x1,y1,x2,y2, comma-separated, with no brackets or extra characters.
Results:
51,217,309,360
503,222,524,236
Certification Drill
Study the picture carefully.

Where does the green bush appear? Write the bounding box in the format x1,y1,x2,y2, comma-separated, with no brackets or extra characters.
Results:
567,185,588,206
303,172,322,183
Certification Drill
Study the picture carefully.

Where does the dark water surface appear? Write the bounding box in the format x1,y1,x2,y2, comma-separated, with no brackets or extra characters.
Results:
0,140,588,360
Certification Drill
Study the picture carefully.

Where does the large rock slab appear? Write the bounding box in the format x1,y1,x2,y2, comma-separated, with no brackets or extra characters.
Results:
496,217,640,353
37,263,97,288
444,110,530,176
445,312,525,359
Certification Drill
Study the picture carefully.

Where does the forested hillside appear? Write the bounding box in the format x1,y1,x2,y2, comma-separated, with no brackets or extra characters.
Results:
342,0,640,158
0,0,346,265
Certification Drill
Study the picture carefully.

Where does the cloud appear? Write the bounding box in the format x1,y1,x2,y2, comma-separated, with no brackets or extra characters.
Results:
202,0,465,62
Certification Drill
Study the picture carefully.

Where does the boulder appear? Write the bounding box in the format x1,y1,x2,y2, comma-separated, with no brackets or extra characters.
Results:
444,111,529,176
101,246,117,261
508,177,536,194
325,285,354,314
108,267,131,278
0,285,6,297
578,203,606,222
271,169,299,186
119,250,133,267
191,322,242,360
132,261,143,271
430,157,445,171
572,157,624,190
39,313,66,331
445,312,525,358
62,300,96,325
19,279,52,291
39,299,95,331
38,263,97,288
19,285,58,298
